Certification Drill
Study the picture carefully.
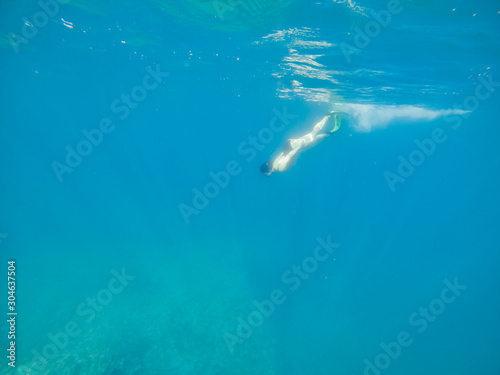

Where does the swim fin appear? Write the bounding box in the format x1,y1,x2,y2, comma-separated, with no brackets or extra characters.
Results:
329,113,342,133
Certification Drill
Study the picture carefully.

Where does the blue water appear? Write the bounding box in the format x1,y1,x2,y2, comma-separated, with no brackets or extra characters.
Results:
1,0,500,374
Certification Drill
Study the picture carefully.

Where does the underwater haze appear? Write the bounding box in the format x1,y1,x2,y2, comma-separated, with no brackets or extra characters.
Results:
1,0,500,374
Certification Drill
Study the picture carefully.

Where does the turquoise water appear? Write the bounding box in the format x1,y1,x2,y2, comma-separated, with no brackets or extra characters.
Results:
1,0,500,374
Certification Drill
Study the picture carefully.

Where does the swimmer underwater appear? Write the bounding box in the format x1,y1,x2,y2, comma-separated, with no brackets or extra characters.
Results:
260,111,345,176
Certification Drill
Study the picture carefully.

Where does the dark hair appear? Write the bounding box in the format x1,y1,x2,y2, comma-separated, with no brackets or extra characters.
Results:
260,162,272,176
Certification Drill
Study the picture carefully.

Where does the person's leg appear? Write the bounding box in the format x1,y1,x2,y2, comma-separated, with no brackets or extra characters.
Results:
311,113,342,137
311,116,329,136
283,139,293,154
312,133,329,142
